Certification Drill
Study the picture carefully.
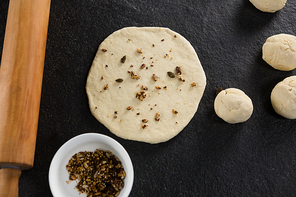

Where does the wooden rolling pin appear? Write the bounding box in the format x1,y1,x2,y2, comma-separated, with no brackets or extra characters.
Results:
0,0,51,196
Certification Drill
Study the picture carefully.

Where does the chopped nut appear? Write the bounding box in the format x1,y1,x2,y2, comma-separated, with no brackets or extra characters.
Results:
142,85,148,90
136,113,140,115
136,91,147,101
174,35,177,38
155,112,160,121
137,48,143,53
121,55,126,63
167,71,175,78
101,76,104,80
127,106,132,110
66,149,125,197
140,64,146,69
142,119,148,123
216,87,223,96
101,49,107,52
142,125,148,129
114,110,118,114
176,66,182,75
191,82,197,87
163,86,167,90
104,84,109,90
152,74,159,81
179,76,185,82
161,39,164,42
172,109,178,114
155,86,161,90
105,65,108,67
130,71,140,80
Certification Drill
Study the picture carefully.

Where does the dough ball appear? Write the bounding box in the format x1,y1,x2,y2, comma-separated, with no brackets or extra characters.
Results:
262,34,296,71
271,76,296,119
214,88,253,124
249,0,287,13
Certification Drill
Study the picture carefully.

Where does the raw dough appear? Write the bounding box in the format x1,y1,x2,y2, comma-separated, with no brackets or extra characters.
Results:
270,76,296,119
262,34,296,71
249,0,287,13
214,88,253,124
86,27,206,144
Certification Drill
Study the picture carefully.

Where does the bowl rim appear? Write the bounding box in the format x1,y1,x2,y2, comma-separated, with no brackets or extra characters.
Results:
48,133,134,197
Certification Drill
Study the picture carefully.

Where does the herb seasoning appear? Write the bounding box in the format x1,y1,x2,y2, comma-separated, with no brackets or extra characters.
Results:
66,149,126,197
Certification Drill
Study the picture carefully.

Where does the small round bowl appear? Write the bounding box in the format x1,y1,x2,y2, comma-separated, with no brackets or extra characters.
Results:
49,133,134,197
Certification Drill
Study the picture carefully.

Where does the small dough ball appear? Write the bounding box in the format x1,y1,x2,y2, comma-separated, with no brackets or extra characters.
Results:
214,88,253,124
271,76,296,119
249,0,287,13
262,34,296,71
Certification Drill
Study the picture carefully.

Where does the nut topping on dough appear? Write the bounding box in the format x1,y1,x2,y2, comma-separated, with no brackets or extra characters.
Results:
136,91,147,101
120,55,126,63
152,74,159,81
155,112,161,121
86,27,206,143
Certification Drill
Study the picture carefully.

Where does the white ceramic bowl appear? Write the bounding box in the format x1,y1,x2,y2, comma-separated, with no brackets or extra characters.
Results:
49,133,134,197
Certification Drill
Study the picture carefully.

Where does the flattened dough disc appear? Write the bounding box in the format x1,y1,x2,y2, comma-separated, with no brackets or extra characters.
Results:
86,27,206,144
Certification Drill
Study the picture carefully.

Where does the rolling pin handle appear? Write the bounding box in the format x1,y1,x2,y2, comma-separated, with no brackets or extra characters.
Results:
0,168,21,197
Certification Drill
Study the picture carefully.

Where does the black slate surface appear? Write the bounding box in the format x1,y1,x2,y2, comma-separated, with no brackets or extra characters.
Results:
1,0,296,196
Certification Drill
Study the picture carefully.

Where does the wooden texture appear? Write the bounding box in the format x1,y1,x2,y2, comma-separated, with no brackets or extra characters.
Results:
0,169,21,197
0,0,51,170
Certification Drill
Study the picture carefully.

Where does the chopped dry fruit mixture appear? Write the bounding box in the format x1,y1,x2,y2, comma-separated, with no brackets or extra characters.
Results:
66,149,126,197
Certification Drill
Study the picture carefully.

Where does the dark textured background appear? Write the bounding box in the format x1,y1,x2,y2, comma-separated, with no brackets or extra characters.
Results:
1,0,296,196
